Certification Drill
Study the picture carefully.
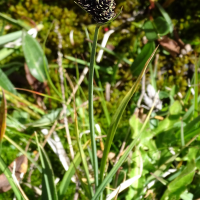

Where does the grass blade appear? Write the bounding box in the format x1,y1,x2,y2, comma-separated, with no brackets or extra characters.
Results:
75,110,94,197
0,13,29,30
35,133,58,200
99,46,159,184
92,91,159,200
58,140,90,199
4,135,42,173
0,157,26,200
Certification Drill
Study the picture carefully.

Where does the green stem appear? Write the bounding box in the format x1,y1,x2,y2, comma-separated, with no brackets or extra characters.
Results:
89,25,100,189
85,27,110,126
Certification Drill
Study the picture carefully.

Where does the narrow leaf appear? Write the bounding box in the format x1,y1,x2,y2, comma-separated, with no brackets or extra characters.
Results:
100,46,159,184
0,31,22,46
0,13,29,30
92,87,159,200
35,133,58,200
58,153,81,199
0,156,26,200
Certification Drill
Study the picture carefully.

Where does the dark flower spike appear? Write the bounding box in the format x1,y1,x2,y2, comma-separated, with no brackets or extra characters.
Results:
75,0,122,24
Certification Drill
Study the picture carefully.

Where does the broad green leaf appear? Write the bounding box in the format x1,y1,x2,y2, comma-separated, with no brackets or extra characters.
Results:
143,20,158,41
154,16,170,36
161,160,196,200
131,42,155,76
0,157,26,200
0,31,22,46
180,191,193,200
0,90,6,141
169,100,182,115
183,147,199,162
35,133,58,200
0,69,17,94
154,101,182,136
99,46,159,186
129,114,143,138
159,91,169,99
125,149,144,200
22,31,47,82
155,2,173,34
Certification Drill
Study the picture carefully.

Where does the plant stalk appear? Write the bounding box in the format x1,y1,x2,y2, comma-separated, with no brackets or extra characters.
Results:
89,25,100,189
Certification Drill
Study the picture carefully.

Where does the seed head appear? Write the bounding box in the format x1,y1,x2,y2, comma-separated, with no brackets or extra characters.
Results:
77,0,116,23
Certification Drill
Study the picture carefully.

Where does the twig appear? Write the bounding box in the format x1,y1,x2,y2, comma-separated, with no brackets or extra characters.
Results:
55,24,74,160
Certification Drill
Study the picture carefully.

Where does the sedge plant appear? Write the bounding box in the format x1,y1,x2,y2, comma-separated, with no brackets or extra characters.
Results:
75,0,121,189
75,0,158,198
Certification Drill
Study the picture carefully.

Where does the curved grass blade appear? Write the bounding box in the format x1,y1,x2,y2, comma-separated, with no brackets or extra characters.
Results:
99,46,159,184
4,135,42,173
15,88,62,103
35,133,58,200
0,13,29,30
92,91,159,200
3,89,45,115
131,42,155,76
